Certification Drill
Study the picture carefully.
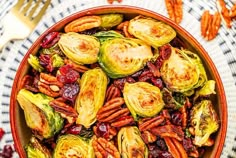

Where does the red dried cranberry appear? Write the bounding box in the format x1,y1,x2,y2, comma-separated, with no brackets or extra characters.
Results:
159,44,171,60
113,77,135,91
57,65,80,84
0,145,14,158
170,36,186,49
147,61,160,77
41,32,60,48
39,54,54,72
0,128,5,140
96,122,110,139
154,57,164,69
171,112,182,126
156,138,168,151
183,137,194,153
66,125,82,135
151,78,163,89
60,83,79,102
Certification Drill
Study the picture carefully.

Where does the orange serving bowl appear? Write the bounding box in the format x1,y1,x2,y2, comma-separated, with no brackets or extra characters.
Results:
10,5,227,158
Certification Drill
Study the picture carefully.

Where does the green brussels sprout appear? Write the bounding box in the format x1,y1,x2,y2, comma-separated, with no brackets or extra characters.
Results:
28,54,44,72
190,100,219,147
123,82,164,120
58,32,100,65
26,136,52,158
17,89,64,139
93,30,124,44
51,54,64,68
53,134,95,158
75,68,108,128
98,38,153,78
118,126,148,158
194,80,216,102
160,47,207,93
128,16,176,48
100,13,123,28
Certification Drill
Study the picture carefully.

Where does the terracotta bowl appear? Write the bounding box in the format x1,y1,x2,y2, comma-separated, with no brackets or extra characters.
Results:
10,5,227,158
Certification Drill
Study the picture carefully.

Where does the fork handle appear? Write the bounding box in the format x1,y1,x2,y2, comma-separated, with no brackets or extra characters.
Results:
0,12,31,50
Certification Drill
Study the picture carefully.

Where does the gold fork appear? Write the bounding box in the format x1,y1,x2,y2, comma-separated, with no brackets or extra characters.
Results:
0,0,51,50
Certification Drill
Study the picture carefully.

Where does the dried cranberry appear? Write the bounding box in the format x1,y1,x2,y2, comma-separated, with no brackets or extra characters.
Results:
183,137,194,153
66,124,82,135
39,54,54,72
57,65,80,84
159,44,171,60
147,61,160,77
113,77,135,91
0,145,14,158
60,83,79,102
0,128,5,140
170,36,186,49
154,57,164,69
171,112,182,126
41,32,60,48
151,78,163,89
96,122,110,139
156,138,168,151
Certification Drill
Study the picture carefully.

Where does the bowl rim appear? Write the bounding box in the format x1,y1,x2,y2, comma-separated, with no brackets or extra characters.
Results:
10,5,227,158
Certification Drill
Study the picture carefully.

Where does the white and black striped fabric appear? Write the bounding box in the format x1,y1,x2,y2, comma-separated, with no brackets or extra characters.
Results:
0,0,235,157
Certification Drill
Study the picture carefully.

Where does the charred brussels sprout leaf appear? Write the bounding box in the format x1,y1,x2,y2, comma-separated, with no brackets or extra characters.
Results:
53,134,95,158
100,13,123,28
162,88,185,109
58,32,100,64
17,89,64,139
194,80,216,102
93,30,124,44
123,82,164,120
190,100,219,147
26,136,52,158
75,68,108,128
98,38,153,78
28,54,44,72
118,126,148,158
128,16,176,48
160,47,207,93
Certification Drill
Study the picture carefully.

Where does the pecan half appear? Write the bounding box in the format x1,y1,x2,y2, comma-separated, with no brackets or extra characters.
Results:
38,73,63,97
141,130,157,144
216,0,231,28
230,4,236,18
92,137,120,158
64,15,102,33
150,124,184,141
49,99,78,125
105,84,121,102
201,10,221,41
64,59,90,73
164,137,188,158
139,115,165,131
20,75,39,92
116,21,133,38
165,0,183,24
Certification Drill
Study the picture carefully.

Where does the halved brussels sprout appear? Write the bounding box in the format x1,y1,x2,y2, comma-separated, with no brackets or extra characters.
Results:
128,16,176,48
123,82,164,120
58,32,100,64
118,126,148,158
28,54,44,72
98,38,153,78
190,100,219,147
93,30,124,44
26,136,52,158
100,13,123,28
75,68,108,128
160,47,207,92
17,89,64,139
53,134,94,158
194,80,216,102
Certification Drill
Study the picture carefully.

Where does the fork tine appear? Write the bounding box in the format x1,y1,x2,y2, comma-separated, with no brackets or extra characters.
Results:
27,0,42,19
32,0,51,24
21,0,33,15
13,0,25,11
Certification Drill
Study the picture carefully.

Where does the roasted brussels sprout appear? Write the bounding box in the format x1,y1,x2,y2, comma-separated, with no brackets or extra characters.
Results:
58,32,100,64
123,82,164,120
128,16,176,48
51,54,64,68
194,80,216,102
93,30,124,44
53,134,95,158
75,68,108,128
28,54,44,72
118,126,148,158
190,100,219,147
26,136,52,158
100,13,123,28
98,38,153,78
160,47,207,93
17,89,64,139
